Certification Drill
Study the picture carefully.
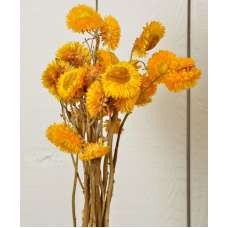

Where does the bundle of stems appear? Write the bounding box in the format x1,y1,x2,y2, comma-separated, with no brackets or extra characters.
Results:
60,96,129,226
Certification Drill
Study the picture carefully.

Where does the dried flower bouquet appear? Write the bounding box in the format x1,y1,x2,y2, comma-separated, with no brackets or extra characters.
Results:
42,1,201,227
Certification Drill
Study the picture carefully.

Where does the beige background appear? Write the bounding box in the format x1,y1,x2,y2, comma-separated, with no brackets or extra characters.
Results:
20,0,208,226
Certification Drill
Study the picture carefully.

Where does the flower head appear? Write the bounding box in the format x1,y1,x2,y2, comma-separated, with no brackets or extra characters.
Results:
132,21,165,57
42,60,73,97
86,80,106,117
163,59,202,92
46,123,83,153
57,68,87,102
102,62,141,99
56,42,91,67
66,5,104,33
79,143,109,160
96,50,119,72
101,16,121,50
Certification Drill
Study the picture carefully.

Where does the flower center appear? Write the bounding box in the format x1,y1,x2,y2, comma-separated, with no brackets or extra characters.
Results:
76,12,91,20
107,67,130,83
158,62,168,75
62,71,77,90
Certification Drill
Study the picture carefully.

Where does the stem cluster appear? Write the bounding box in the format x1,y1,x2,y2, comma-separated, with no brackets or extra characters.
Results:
61,98,128,226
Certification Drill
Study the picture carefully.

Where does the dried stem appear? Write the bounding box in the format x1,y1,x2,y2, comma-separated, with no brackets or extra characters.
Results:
102,111,118,226
84,37,95,63
82,162,90,226
95,0,98,11
71,155,79,227
102,155,109,198
71,155,85,192
94,159,102,226
113,113,130,170
136,60,147,71
77,173,84,192
129,48,134,61
90,161,97,226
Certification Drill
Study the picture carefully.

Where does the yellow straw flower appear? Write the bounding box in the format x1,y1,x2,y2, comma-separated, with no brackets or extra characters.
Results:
79,143,109,160
132,21,165,57
86,80,105,117
46,123,83,153
101,16,121,50
163,63,202,92
96,50,119,72
42,60,73,97
56,42,91,67
136,76,157,106
57,67,87,102
102,62,141,99
147,50,177,82
66,4,104,33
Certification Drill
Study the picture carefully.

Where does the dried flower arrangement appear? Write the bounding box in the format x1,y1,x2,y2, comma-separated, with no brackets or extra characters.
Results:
42,1,201,227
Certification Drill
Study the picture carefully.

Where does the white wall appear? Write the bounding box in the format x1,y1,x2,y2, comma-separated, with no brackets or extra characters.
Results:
191,0,208,226
20,0,208,226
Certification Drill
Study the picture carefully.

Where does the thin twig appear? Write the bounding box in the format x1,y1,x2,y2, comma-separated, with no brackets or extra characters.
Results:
60,101,67,124
82,162,90,226
136,60,147,70
102,111,118,226
84,38,95,63
94,31,100,64
77,173,84,192
95,0,98,11
71,154,79,227
129,48,134,61
113,113,130,170
71,155,84,192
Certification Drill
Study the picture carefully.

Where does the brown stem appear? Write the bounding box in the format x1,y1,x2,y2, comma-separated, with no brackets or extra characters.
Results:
71,155,79,227
60,101,67,124
102,112,118,226
136,60,147,70
103,154,114,226
113,113,130,170
102,155,108,192
71,155,85,192
84,38,95,64
77,173,84,192
82,162,90,226
89,161,96,226
129,48,134,61
102,155,108,217
94,159,102,226
95,0,98,11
